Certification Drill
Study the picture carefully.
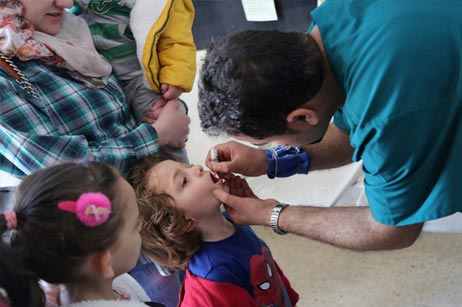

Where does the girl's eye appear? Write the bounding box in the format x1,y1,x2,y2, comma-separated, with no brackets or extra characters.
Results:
182,177,188,187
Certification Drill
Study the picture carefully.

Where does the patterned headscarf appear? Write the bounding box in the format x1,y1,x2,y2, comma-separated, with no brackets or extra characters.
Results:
0,0,112,87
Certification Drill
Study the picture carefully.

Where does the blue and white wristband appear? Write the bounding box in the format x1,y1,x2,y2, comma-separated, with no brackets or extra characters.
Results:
263,145,310,179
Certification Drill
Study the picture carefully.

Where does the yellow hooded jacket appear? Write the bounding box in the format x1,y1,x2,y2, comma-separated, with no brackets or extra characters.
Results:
130,0,196,93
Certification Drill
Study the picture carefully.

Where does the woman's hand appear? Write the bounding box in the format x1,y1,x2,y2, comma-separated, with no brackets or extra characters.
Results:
142,97,168,124
152,99,190,148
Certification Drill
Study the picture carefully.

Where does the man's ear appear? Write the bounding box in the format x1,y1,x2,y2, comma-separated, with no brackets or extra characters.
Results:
82,251,115,279
286,108,319,130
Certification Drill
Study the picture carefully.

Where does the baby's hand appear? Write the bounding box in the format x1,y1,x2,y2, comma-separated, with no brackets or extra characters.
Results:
142,97,168,124
161,84,183,100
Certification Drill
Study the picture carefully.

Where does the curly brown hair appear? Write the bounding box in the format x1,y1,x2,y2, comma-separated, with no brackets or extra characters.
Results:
129,153,202,269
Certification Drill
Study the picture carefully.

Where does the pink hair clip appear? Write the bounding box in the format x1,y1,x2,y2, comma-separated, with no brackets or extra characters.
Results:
58,192,112,227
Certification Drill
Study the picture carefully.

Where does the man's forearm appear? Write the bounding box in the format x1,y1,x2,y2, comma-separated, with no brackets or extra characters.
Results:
304,123,355,171
278,205,423,251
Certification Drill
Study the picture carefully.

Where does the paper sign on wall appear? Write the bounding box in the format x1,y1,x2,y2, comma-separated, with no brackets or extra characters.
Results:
241,0,278,22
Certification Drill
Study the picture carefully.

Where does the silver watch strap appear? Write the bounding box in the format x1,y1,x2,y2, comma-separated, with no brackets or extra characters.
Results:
270,203,289,235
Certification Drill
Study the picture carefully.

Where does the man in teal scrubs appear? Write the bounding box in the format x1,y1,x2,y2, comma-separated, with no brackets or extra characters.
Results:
198,0,462,250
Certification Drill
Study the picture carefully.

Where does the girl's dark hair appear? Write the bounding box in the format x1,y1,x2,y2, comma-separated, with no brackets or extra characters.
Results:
129,153,202,269
0,162,125,294
0,240,45,307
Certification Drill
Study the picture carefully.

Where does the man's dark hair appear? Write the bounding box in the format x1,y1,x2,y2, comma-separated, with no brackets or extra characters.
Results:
199,30,325,139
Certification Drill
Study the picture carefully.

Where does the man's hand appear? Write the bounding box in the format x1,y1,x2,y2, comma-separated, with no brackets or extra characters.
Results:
213,188,278,226
205,141,268,179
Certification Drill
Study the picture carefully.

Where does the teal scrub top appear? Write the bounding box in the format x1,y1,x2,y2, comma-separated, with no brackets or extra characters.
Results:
310,0,462,225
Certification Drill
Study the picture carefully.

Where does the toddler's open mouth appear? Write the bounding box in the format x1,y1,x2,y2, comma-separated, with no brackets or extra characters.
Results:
209,172,221,184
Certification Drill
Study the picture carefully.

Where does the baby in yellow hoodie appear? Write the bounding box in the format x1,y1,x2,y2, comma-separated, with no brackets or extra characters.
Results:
74,0,196,124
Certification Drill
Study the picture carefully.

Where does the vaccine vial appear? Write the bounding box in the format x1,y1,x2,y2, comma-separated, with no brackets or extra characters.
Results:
210,147,219,165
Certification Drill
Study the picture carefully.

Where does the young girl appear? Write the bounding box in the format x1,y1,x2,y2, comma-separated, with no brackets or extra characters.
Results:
130,154,299,307
0,162,153,307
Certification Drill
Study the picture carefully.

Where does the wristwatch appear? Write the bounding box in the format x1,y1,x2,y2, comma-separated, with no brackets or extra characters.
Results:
270,203,289,235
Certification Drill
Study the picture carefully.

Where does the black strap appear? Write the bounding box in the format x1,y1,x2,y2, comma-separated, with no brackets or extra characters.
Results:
144,302,166,307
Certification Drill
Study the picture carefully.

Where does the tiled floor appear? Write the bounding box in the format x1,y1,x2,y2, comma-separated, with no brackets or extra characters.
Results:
253,226,462,307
